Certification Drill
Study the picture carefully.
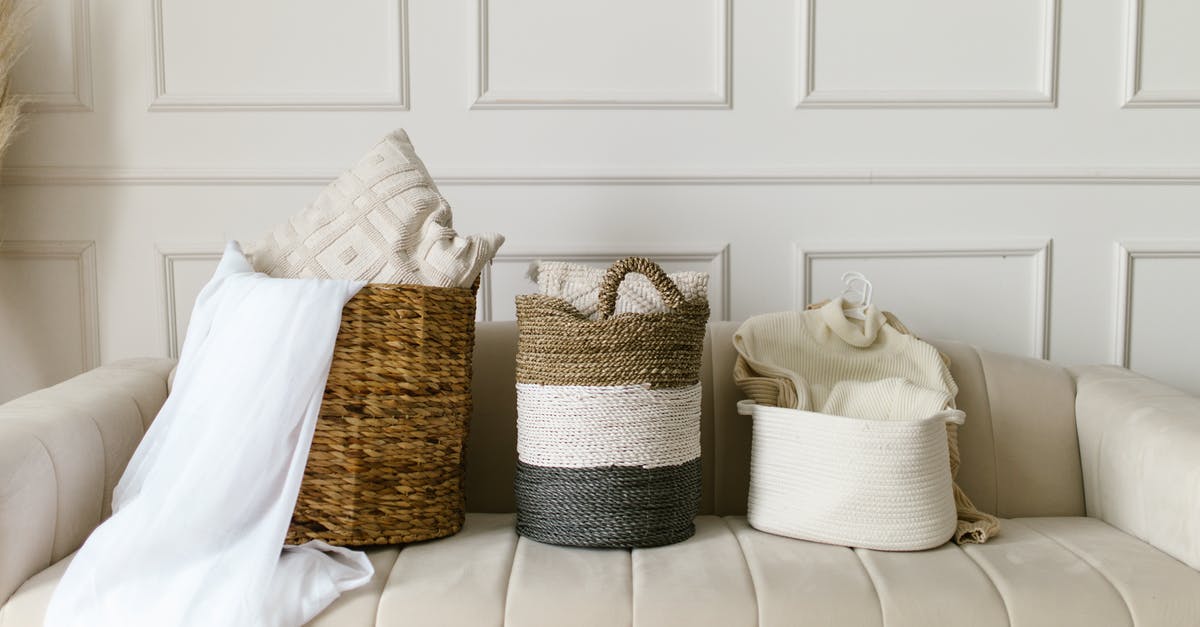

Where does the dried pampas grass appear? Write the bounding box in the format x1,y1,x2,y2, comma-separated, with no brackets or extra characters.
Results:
0,0,32,163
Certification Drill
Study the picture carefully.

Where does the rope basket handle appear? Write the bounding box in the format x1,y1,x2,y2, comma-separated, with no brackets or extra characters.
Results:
597,257,687,320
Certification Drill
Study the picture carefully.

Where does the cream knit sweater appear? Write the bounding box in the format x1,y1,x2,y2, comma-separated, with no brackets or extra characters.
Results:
733,299,999,544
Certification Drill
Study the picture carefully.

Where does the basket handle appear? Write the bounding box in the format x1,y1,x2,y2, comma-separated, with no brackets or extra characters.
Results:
935,409,966,425
597,257,687,319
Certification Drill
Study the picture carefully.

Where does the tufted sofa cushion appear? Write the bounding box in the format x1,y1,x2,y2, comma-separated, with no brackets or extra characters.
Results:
0,359,172,605
6,513,1200,626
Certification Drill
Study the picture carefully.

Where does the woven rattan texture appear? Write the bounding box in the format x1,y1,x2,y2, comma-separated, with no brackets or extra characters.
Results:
514,295,708,388
287,282,477,546
514,458,703,548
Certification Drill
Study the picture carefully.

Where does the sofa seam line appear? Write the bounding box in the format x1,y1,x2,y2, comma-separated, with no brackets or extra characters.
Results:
370,547,404,627
18,429,62,574
499,524,521,627
0,428,60,607
628,545,636,627
849,548,885,627
84,405,110,524
47,396,117,526
1094,425,1107,520
957,542,1012,627
1019,520,1137,627
721,516,760,627
976,350,1003,517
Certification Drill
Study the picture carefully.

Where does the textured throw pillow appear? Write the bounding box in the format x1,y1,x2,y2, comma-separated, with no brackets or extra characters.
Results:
243,129,503,288
532,260,708,320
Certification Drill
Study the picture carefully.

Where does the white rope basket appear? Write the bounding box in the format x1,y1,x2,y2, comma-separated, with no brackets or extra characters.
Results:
739,400,963,551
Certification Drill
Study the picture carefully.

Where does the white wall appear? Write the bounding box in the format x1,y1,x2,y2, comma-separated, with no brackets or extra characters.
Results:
2,0,1199,402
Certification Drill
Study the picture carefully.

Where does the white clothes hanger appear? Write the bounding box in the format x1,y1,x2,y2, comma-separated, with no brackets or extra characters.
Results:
839,271,873,321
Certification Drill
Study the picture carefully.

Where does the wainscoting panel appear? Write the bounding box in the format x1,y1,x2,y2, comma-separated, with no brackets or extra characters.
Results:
0,241,98,403
472,0,730,108
1124,0,1200,107
156,245,222,358
10,0,91,111
797,241,1051,359
798,0,1057,106
1114,242,1200,394
2,0,1200,399
151,0,406,109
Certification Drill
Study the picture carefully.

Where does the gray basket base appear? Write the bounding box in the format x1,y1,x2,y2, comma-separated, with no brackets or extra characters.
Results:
514,458,702,549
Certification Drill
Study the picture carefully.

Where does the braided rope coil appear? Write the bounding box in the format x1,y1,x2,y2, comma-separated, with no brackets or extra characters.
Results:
516,383,702,469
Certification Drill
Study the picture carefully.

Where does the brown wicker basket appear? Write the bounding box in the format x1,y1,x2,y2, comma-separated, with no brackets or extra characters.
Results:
286,282,477,546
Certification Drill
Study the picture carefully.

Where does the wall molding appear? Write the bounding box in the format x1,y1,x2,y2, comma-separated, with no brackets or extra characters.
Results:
470,0,731,109
7,165,1200,186
794,239,1052,359
0,240,100,368
480,243,731,321
1113,241,1200,367
156,244,222,358
21,0,93,112
149,0,409,111
1122,0,1200,108
796,0,1060,108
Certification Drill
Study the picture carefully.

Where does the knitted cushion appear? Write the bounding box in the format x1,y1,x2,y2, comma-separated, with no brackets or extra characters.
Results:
243,129,503,288
531,260,708,320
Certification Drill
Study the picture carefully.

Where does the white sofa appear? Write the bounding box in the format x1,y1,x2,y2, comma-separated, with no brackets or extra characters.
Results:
1,321,1199,626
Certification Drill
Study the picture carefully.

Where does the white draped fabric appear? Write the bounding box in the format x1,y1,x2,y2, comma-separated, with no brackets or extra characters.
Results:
45,242,373,627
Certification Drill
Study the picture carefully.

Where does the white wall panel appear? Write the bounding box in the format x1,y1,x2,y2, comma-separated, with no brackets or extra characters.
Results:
798,242,1050,359
1,0,1200,396
156,245,222,358
1115,243,1200,394
0,241,98,403
799,0,1057,106
473,0,730,108
11,0,92,111
151,0,406,109
1125,0,1200,107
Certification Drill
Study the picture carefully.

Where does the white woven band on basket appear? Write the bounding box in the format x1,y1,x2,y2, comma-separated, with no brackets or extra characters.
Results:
517,383,702,469
739,400,964,551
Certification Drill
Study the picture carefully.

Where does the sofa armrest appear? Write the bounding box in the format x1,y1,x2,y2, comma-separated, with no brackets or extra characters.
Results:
0,359,174,605
1073,365,1200,570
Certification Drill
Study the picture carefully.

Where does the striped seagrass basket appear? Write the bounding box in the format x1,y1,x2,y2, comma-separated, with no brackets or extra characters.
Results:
287,281,477,546
514,257,709,548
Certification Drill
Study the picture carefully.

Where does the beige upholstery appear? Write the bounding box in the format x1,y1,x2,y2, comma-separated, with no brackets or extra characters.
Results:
1073,365,1200,571
7,514,1199,627
2,324,1199,626
0,359,172,607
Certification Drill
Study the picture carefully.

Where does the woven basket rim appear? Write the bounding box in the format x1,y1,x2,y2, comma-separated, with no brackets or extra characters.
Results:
747,403,960,430
358,282,477,293
515,292,709,325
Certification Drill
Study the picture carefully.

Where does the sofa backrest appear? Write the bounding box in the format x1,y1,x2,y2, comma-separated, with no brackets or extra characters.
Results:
465,321,1086,518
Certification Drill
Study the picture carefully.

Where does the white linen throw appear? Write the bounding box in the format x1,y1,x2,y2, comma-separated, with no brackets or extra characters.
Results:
45,242,373,627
